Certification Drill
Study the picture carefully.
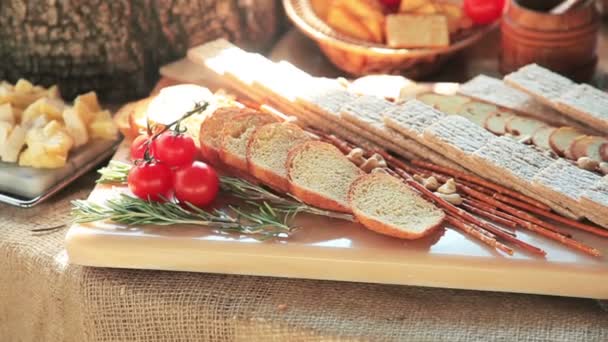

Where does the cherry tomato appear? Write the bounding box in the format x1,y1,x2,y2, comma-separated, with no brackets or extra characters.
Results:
127,162,173,201
173,161,219,207
130,134,152,160
464,0,505,25
152,132,197,167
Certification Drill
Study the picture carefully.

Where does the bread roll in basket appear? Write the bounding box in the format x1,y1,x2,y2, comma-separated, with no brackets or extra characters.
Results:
283,0,498,77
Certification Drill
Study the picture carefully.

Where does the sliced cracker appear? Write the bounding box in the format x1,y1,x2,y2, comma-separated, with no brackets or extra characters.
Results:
581,179,608,228
554,84,608,134
460,74,587,130
504,64,575,106
422,115,495,162
532,159,601,217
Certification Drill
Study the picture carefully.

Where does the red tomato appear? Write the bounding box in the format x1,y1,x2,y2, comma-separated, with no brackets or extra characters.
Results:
173,161,219,208
130,134,152,160
127,162,173,201
464,0,505,25
152,132,197,167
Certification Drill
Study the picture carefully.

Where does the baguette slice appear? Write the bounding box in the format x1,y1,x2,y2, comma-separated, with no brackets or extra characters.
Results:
199,107,254,165
484,110,514,135
219,110,277,171
287,141,363,213
569,136,608,162
548,127,586,157
348,173,445,239
247,122,312,192
531,126,556,151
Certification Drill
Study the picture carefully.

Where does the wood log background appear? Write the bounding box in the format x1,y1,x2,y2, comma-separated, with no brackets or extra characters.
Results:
0,0,281,101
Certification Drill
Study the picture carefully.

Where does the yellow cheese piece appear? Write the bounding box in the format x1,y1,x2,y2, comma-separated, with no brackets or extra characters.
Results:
89,110,118,140
19,120,74,168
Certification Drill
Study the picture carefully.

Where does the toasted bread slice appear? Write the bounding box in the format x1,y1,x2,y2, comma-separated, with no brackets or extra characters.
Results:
348,173,445,239
219,111,277,171
247,122,312,192
531,126,556,151
484,110,514,135
199,107,252,165
569,136,608,162
548,127,586,157
286,141,363,213
505,116,548,139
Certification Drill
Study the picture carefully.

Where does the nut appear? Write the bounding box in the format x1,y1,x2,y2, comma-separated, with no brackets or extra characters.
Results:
371,167,389,175
413,174,425,183
423,176,440,191
346,148,366,166
437,178,457,194
599,162,608,175
577,157,599,171
360,157,380,173
370,153,387,167
360,153,387,173
434,192,463,205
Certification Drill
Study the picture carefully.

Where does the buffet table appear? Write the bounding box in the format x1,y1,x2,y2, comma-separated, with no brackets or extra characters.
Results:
2,29,608,341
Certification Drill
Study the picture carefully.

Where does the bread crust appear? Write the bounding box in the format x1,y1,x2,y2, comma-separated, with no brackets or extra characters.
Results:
246,122,311,192
348,173,446,240
352,207,444,240
199,107,253,165
286,141,360,213
218,111,276,171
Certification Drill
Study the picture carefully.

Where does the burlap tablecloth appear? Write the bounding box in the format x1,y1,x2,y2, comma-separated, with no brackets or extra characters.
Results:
0,172,607,341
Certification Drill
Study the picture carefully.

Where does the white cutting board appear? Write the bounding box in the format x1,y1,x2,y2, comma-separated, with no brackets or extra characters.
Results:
66,143,608,299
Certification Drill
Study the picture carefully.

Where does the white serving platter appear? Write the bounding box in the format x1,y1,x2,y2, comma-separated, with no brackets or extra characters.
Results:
66,143,608,299
0,139,120,207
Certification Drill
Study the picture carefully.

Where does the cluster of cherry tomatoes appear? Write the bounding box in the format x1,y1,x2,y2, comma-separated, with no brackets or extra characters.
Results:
379,0,505,25
129,131,219,207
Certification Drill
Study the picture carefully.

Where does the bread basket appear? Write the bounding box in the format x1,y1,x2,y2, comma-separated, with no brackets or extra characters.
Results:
283,0,499,78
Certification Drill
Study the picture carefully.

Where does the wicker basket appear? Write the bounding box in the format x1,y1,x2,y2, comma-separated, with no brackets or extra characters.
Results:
283,0,498,78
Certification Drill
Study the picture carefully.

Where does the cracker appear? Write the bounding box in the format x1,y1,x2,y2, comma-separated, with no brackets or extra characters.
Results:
422,116,494,161
340,95,394,126
382,99,445,138
467,137,579,218
340,99,466,168
581,179,608,228
503,64,575,106
297,85,358,118
554,84,608,133
532,159,602,217
460,75,596,132
187,38,238,68
385,14,449,48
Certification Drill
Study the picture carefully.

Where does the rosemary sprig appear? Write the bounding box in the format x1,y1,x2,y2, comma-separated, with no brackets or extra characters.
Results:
96,161,355,222
72,194,294,239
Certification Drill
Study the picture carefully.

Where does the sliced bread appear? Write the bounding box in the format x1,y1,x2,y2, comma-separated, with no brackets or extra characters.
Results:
199,107,253,165
247,122,312,191
348,173,445,239
219,111,277,171
286,141,363,213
